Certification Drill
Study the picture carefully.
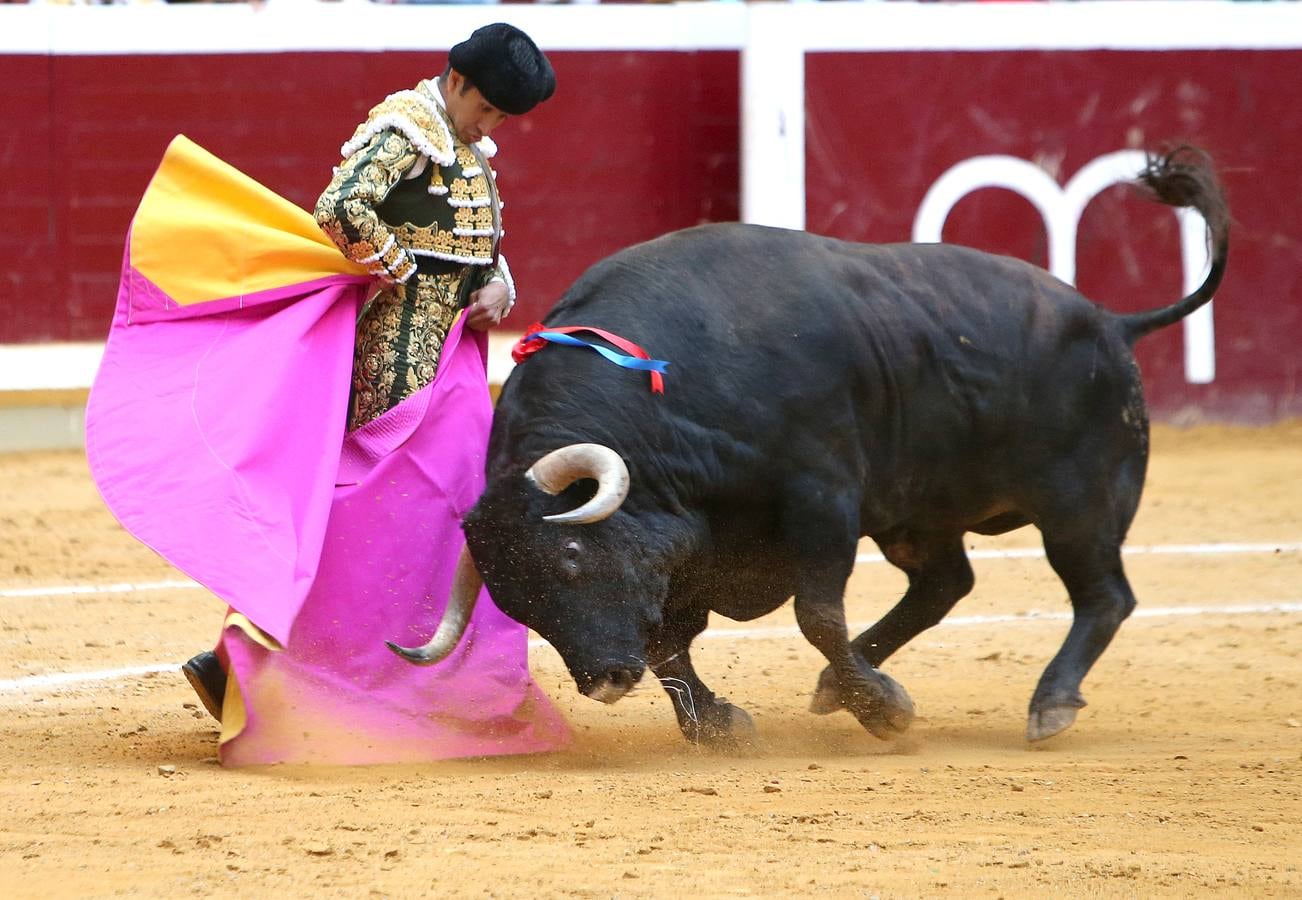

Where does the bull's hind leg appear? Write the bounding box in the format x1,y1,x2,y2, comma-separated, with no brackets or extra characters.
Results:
810,532,974,715
647,606,756,747
1029,534,1137,741
788,492,915,739
1029,440,1146,741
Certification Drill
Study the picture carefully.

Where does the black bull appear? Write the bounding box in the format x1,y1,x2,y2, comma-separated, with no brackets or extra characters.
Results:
389,148,1230,746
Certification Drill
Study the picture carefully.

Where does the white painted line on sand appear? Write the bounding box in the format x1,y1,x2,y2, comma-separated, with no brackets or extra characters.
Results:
696,601,1302,642
3,601,1299,698
0,664,174,694
0,579,200,600
5,541,1297,601
855,541,1302,565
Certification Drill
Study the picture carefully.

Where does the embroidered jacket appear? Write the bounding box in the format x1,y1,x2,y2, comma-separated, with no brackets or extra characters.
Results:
314,80,514,299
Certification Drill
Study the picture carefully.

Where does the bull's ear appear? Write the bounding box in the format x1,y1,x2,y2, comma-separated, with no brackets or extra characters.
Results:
525,443,629,525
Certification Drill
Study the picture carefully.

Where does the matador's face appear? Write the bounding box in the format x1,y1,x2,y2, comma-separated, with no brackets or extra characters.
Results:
442,70,509,146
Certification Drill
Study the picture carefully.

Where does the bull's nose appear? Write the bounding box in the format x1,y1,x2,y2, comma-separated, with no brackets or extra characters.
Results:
584,667,639,705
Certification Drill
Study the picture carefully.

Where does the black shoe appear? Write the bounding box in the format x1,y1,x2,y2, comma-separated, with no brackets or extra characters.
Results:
181,651,227,722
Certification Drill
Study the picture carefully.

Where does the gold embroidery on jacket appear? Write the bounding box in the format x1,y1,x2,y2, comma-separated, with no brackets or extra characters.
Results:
453,206,495,234
316,131,422,266
340,91,455,166
390,223,494,262
449,174,491,204
349,271,464,430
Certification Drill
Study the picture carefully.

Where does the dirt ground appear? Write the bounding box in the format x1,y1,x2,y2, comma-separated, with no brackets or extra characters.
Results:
1,423,1299,898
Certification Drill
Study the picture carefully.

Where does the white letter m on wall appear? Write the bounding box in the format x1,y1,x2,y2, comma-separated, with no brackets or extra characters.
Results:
912,151,1215,384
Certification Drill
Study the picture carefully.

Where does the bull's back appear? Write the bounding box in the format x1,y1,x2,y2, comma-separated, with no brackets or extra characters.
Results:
506,223,1138,524
545,223,1120,402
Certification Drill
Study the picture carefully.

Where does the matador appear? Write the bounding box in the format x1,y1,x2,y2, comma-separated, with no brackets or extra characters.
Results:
315,23,556,428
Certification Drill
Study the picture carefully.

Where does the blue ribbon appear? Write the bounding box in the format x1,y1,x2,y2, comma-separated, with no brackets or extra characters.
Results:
531,331,670,375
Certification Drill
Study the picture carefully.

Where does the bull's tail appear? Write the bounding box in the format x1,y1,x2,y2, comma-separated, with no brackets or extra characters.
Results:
1120,146,1230,343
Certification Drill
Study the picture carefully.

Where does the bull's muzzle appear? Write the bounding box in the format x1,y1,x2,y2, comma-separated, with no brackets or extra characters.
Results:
582,666,641,705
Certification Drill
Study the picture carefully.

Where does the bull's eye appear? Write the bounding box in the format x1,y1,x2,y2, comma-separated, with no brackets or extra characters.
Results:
561,540,582,576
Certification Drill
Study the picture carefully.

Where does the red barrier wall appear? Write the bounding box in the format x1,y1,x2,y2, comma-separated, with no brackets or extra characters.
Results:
2,41,1298,422
0,50,739,343
805,50,1302,422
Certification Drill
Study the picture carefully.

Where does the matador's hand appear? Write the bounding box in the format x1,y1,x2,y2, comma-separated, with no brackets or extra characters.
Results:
466,281,513,332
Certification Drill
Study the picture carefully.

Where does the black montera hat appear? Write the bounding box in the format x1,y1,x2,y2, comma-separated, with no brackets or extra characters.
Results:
448,23,556,116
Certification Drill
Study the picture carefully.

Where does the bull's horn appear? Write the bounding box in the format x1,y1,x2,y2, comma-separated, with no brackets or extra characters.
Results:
526,443,630,525
385,546,481,665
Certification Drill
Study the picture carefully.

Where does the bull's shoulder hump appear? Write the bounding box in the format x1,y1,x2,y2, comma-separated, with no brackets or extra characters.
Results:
627,222,793,257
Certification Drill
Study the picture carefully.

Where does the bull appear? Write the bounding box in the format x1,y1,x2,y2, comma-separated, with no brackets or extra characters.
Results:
389,148,1229,746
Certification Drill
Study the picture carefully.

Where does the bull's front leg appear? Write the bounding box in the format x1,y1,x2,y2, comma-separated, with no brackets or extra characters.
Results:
795,590,915,739
787,489,915,739
810,531,973,715
647,606,756,748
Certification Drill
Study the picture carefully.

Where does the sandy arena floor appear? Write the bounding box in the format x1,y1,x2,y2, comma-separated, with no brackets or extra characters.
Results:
1,423,1299,898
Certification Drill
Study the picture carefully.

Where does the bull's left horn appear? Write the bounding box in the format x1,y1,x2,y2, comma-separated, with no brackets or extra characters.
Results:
385,546,481,665
526,443,630,525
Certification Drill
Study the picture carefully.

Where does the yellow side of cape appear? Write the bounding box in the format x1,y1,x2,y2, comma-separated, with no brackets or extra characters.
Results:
130,135,368,307
218,612,285,749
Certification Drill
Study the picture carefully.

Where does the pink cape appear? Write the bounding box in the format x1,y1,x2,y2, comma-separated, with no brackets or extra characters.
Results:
85,138,569,765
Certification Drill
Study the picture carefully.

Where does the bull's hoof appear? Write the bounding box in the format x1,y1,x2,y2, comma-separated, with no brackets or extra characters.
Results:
810,664,915,739
1026,706,1079,742
1026,691,1087,742
832,669,915,740
682,700,757,750
858,670,916,739
808,666,843,715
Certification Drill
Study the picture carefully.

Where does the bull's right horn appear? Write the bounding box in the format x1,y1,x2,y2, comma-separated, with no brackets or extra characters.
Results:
385,546,481,665
526,443,630,525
